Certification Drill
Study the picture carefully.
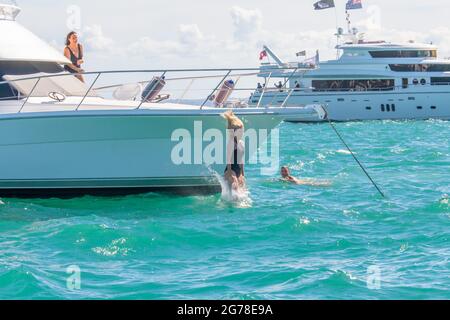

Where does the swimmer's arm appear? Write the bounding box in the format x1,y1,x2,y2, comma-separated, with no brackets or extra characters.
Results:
281,176,298,183
295,179,332,187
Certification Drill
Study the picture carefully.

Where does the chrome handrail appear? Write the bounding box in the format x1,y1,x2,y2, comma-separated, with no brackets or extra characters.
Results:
266,67,299,107
18,77,40,113
0,67,303,87
75,72,101,111
256,72,272,109
1,67,301,113
201,70,231,109
3,66,441,113
93,71,261,91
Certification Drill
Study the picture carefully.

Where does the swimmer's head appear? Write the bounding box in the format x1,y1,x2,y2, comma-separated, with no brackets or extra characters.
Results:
281,166,290,178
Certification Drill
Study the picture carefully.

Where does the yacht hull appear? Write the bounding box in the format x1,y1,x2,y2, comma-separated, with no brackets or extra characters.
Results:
0,108,308,197
254,91,450,122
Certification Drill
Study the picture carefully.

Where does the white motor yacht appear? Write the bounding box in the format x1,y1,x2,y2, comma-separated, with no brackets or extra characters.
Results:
0,3,321,197
251,30,450,122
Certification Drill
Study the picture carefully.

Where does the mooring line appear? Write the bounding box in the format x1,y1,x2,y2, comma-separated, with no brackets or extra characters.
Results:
321,105,386,199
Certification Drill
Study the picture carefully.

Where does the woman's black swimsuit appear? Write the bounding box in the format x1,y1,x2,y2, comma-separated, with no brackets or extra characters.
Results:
64,44,83,73
225,137,242,178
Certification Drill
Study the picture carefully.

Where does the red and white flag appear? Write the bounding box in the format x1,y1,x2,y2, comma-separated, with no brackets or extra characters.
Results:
259,50,268,61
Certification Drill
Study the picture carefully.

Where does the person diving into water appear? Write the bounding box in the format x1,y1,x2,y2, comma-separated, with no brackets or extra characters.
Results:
280,166,331,187
222,111,246,192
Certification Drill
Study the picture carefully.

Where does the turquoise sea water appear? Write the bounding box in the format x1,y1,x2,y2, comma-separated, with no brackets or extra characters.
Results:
0,120,449,300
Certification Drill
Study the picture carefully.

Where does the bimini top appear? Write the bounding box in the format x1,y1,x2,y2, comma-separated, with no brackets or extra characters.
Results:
0,4,70,64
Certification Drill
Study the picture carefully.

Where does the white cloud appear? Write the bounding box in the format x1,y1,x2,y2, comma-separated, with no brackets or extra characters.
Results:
56,4,450,70
229,6,263,41
83,24,114,51
178,24,204,45
127,37,182,57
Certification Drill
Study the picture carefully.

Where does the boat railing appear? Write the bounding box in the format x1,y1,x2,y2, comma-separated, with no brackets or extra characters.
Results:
1,68,448,112
0,67,307,113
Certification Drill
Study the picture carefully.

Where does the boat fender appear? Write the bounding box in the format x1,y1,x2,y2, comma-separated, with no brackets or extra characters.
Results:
142,76,166,102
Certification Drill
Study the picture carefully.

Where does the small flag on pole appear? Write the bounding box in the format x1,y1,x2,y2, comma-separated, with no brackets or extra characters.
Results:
314,0,335,10
259,50,268,61
303,50,320,67
296,50,306,57
346,0,363,10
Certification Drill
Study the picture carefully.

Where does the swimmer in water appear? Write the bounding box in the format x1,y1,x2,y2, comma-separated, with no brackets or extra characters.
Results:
222,110,246,191
280,166,331,187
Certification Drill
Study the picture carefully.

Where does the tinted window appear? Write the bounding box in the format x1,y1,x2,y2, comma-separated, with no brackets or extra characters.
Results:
431,77,450,85
370,50,437,58
0,77,18,100
312,79,395,92
390,64,450,72
0,61,63,100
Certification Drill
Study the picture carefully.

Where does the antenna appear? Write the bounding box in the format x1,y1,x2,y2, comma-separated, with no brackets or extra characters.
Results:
346,9,352,34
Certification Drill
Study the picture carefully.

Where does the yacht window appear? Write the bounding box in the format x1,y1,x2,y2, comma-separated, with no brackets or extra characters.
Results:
0,76,18,100
402,78,408,89
420,79,427,85
431,77,450,85
0,61,64,100
0,61,63,75
381,104,385,112
370,50,437,58
392,104,396,112
413,79,419,85
312,79,395,92
389,64,450,72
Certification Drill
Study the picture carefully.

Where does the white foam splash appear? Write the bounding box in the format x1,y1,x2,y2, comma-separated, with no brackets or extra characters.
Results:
209,168,252,208
336,149,352,155
440,194,449,206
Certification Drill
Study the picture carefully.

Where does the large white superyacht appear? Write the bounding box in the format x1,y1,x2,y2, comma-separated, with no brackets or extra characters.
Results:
251,29,450,122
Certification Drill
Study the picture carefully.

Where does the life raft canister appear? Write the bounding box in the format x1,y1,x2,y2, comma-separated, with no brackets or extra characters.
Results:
214,79,235,107
142,76,166,102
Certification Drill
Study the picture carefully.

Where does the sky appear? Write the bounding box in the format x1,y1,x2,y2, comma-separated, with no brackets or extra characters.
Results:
13,0,450,71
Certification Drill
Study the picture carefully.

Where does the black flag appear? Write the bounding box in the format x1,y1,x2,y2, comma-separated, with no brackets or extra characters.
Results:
314,0,335,10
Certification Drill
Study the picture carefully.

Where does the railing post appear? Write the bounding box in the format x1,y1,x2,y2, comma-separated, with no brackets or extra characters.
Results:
18,77,40,113
201,70,231,109
177,78,195,104
280,89,294,108
267,68,299,107
256,72,272,108
75,72,101,111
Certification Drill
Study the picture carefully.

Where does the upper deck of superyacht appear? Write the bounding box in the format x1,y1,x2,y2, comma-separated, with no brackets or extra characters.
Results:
259,36,450,79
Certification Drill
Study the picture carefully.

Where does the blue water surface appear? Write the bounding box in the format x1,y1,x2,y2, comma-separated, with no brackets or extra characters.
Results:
0,120,449,299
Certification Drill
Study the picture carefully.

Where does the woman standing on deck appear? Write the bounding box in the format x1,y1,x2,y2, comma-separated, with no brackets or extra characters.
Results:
63,31,85,82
